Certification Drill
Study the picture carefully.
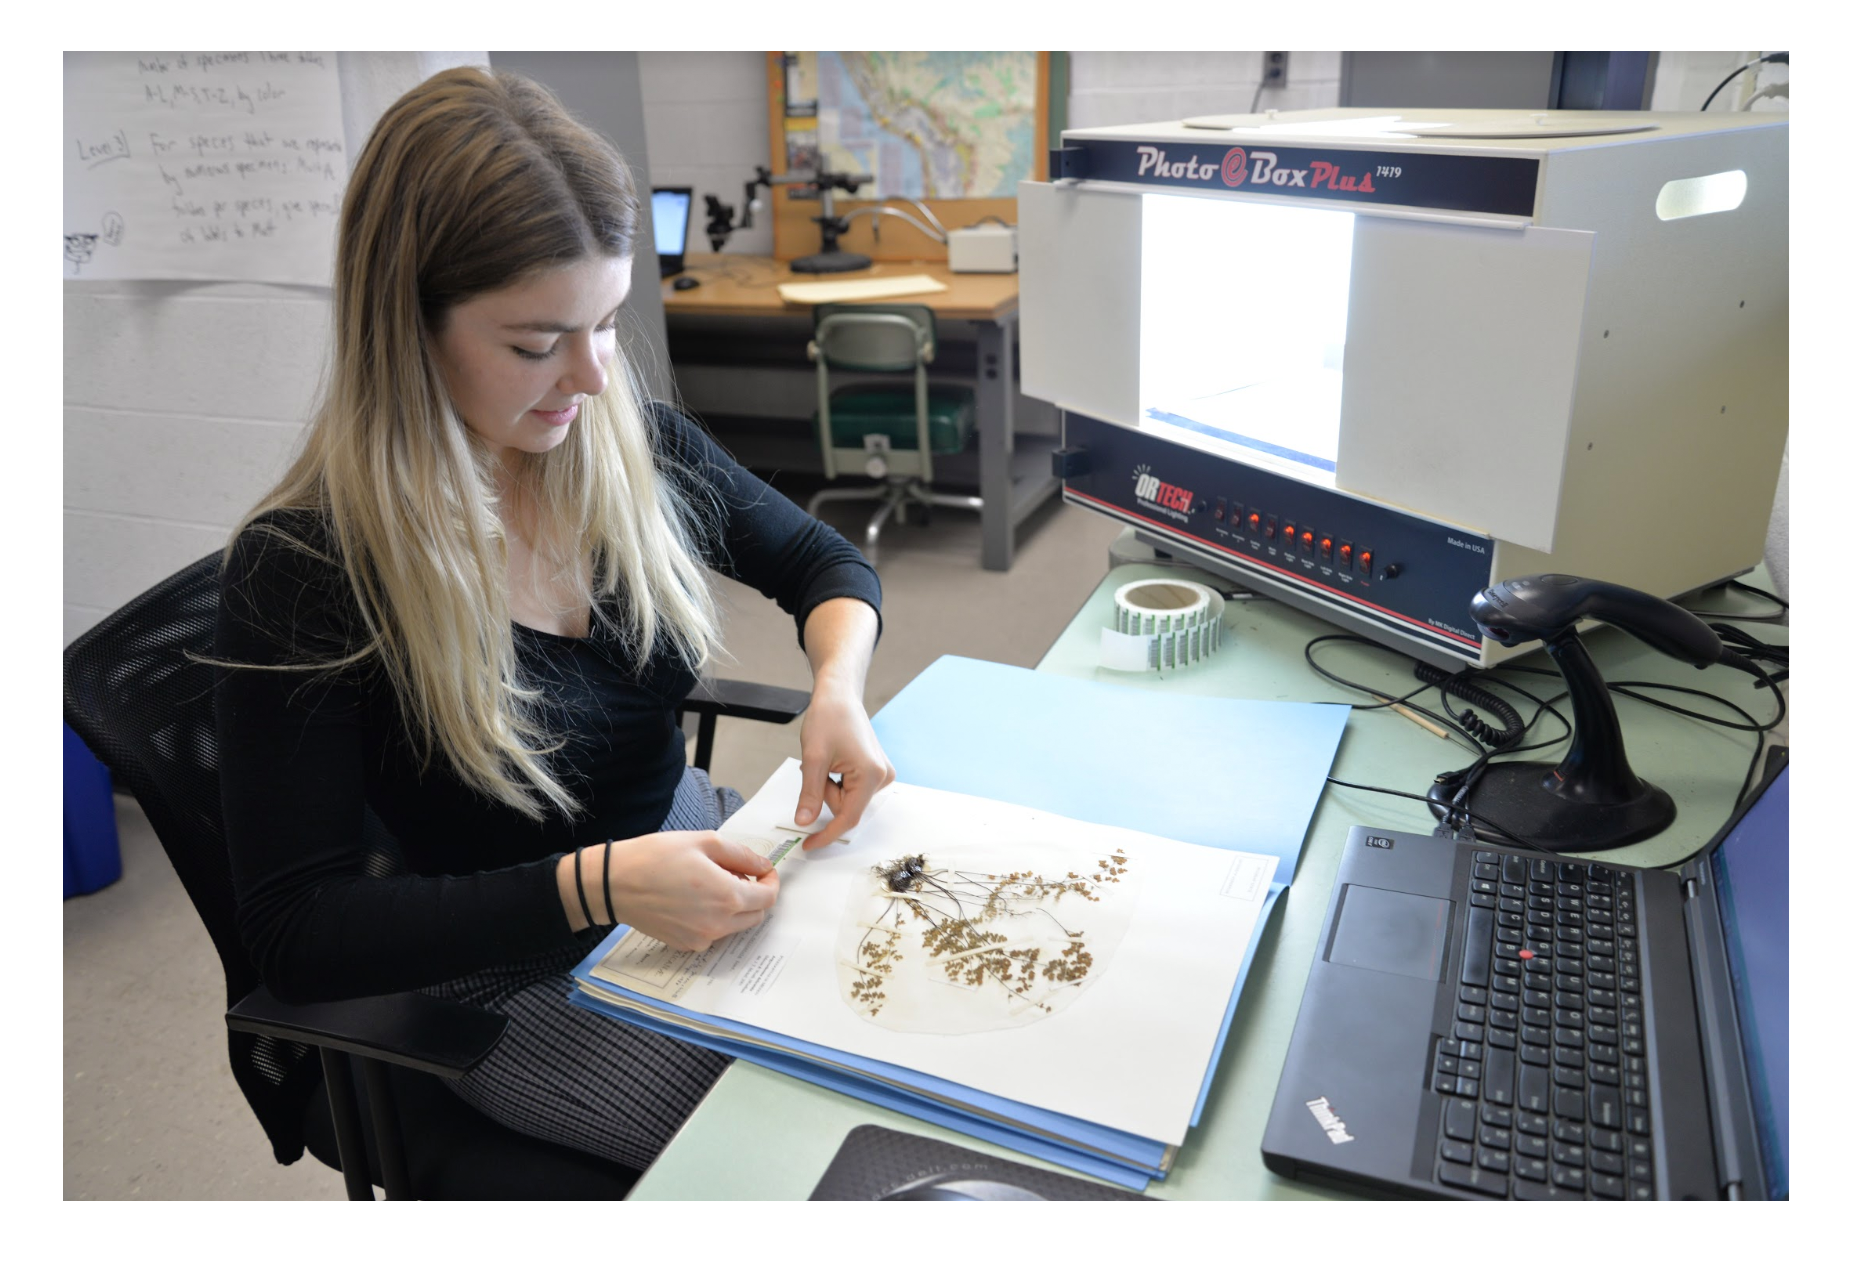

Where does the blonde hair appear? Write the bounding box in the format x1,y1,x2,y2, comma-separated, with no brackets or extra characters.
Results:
233,66,720,821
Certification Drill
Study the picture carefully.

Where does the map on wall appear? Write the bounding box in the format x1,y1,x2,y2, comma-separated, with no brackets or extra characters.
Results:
784,52,1038,201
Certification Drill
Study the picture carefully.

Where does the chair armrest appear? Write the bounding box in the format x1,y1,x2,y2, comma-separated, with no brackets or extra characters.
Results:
227,985,509,1080
679,677,809,726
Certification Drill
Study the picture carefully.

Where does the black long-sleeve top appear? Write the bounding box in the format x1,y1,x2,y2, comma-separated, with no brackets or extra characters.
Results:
215,406,880,1003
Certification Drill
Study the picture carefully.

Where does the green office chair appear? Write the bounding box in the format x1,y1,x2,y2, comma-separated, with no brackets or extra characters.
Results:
806,302,981,564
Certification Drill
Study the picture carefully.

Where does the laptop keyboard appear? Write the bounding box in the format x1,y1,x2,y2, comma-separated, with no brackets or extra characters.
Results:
1430,852,1657,1200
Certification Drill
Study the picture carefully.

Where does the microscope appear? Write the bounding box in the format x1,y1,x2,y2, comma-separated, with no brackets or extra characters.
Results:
704,164,876,274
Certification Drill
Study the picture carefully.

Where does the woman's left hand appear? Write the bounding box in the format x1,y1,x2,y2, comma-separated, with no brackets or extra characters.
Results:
795,678,895,850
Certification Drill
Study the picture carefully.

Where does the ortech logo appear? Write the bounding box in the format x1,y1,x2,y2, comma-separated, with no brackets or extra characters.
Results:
1132,464,1194,513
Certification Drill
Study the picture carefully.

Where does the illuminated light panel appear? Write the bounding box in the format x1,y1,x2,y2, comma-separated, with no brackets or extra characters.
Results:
1655,170,1748,221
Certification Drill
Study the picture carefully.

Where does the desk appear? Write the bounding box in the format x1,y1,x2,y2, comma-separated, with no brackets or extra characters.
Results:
628,558,1786,1199
661,255,1059,571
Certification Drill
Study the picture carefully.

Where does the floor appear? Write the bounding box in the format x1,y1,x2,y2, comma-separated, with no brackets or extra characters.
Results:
62,491,1125,1199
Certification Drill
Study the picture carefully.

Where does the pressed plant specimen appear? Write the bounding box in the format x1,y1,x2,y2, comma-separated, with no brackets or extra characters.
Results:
840,848,1133,1024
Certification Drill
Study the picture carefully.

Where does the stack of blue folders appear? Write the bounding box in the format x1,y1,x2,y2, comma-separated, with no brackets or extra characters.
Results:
570,657,1348,1189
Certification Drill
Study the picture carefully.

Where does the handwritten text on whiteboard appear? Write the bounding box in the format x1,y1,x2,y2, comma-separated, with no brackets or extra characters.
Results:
64,52,347,284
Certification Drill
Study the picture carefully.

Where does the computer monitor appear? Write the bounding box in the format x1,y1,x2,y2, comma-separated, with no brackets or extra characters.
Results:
652,186,693,278
1709,760,1789,1198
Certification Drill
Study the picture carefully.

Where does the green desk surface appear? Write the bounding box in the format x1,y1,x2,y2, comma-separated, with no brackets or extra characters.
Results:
629,562,1786,1200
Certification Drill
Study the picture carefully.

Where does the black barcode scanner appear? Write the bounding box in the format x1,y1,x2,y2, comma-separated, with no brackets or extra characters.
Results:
1471,574,1761,672
1430,574,1762,850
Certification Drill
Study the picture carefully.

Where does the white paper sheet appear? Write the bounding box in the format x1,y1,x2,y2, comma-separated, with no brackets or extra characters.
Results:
63,52,347,283
588,759,1277,1146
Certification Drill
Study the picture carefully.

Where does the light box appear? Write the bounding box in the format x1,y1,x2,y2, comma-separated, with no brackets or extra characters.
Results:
1020,109,1787,668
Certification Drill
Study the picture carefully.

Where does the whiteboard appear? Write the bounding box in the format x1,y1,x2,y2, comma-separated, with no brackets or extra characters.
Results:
63,52,347,285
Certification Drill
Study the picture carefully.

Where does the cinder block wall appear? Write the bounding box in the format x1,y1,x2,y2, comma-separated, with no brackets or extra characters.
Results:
639,52,776,258
62,52,487,646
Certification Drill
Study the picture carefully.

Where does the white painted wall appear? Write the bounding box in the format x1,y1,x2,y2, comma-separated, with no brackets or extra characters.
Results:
1068,51,1343,127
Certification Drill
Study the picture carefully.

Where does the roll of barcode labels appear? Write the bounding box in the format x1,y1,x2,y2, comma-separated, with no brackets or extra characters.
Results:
1099,578,1226,672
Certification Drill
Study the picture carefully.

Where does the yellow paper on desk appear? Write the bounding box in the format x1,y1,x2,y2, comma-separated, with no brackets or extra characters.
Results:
776,274,948,305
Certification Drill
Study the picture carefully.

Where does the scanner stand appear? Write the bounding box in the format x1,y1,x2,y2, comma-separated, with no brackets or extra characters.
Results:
1427,627,1675,851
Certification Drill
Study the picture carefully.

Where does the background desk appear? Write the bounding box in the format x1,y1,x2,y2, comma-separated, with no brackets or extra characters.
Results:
661,255,1059,570
628,558,1787,1199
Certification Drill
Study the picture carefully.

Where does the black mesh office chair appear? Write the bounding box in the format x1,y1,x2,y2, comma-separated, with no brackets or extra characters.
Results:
62,552,808,1199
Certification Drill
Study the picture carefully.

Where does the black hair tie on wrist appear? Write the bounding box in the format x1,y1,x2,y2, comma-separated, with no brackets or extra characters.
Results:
573,846,596,929
602,840,617,926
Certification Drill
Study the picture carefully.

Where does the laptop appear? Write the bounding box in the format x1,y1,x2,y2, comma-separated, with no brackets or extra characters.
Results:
1263,757,1788,1200
651,186,694,278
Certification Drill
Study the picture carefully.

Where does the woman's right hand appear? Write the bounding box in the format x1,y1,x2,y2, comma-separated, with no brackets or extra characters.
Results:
558,832,779,952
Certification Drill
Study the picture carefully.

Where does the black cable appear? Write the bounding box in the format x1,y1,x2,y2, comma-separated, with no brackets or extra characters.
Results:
1487,620,1787,732
1412,662,1525,750
1307,620,1784,859
1492,659,1784,814
1431,673,1576,815
1309,637,1582,849
1462,672,1573,755
1428,681,1576,844
1701,53,1788,111
1503,649,1785,866
1605,681,1773,731
1308,634,1569,759
1323,776,1569,858
1303,635,1487,756
1605,658,1785,735
1711,622,1789,684
1731,578,1787,611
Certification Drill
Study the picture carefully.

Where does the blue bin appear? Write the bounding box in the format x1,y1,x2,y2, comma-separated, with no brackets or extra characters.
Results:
64,724,122,898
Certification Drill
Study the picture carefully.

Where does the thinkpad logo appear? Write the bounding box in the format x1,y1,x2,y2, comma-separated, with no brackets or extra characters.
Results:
1305,1096,1356,1144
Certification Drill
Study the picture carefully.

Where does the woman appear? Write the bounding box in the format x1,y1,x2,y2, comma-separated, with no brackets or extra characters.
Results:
214,65,894,1172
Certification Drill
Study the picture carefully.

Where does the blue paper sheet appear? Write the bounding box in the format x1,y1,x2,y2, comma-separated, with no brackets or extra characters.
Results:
567,986,1160,1190
570,943,1170,1169
871,656,1350,878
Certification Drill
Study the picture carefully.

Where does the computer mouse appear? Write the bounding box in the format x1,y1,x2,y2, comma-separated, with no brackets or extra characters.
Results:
882,1176,1046,1201
672,275,700,290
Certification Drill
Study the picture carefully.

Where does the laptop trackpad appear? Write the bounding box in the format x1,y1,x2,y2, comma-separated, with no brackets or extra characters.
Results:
1325,884,1452,982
